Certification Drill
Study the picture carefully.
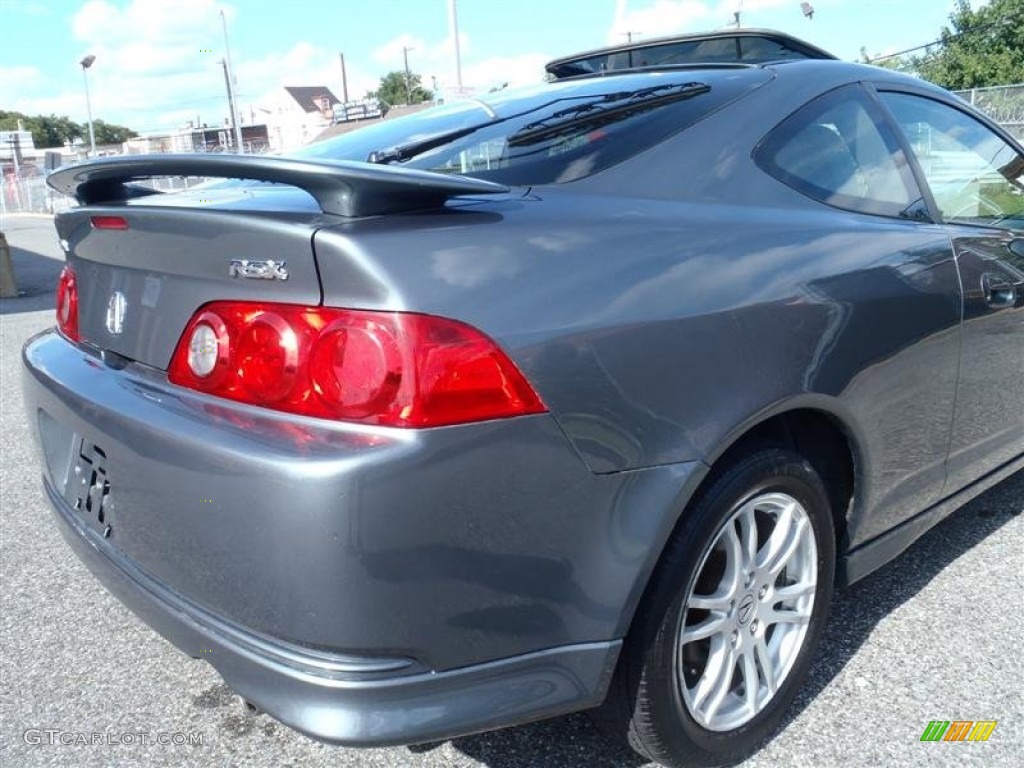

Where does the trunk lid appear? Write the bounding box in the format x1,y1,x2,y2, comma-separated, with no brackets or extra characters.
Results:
48,154,510,370
56,206,324,370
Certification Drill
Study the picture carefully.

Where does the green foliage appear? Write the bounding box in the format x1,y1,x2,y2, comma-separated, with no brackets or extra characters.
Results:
876,0,1024,88
92,120,138,145
0,110,137,148
367,71,433,106
860,47,913,74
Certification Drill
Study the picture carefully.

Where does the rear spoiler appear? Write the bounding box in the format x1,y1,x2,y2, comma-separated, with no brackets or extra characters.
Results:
46,154,510,217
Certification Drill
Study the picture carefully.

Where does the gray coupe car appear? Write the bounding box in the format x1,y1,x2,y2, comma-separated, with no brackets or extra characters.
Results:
24,46,1024,768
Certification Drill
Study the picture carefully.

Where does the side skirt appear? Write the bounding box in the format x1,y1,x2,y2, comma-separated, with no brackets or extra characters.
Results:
838,453,1024,587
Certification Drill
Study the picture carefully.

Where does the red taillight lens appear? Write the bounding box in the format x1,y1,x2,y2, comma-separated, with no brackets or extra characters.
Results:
236,312,300,403
309,318,403,418
55,266,79,342
90,215,129,230
168,302,546,428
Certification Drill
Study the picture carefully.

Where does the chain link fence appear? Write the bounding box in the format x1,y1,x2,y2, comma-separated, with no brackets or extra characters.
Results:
1,173,63,216
2,142,273,218
953,83,1024,141
1,173,207,220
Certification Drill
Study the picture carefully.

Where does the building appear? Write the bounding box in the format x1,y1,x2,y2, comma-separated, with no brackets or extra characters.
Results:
254,86,342,152
0,130,38,164
313,103,435,144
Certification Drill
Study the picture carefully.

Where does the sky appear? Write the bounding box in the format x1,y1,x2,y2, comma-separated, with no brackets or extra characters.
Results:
0,0,979,136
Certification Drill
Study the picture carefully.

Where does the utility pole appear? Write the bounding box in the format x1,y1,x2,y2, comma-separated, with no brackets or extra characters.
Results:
448,0,462,91
621,33,642,68
220,9,244,153
221,59,236,149
402,46,414,104
339,52,349,103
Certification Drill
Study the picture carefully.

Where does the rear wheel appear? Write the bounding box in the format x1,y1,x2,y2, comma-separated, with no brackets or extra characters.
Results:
604,448,835,767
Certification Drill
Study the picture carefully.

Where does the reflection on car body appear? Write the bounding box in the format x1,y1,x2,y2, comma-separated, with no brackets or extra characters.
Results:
23,31,1024,768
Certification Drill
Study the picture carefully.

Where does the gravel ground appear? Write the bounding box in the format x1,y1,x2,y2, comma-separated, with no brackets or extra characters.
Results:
1,214,1021,767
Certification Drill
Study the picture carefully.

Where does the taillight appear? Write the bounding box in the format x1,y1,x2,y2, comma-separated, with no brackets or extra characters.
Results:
90,215,129,230
167,302,546,428
56,266,79,342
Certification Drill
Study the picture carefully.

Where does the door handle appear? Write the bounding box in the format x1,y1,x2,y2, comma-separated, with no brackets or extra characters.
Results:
981,273,1017,309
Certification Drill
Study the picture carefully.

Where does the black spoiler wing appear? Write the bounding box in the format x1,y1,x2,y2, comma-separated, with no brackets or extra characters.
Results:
46,154,510,217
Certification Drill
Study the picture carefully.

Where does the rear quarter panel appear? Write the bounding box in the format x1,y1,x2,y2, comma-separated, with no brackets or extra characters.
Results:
314,66,964,553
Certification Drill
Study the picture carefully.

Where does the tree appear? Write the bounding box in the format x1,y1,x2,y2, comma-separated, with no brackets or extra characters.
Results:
92,120,138,145
367,71,433,106
0,111,136,147
859,48,912,74
0,112,81,147
873,0,1024,88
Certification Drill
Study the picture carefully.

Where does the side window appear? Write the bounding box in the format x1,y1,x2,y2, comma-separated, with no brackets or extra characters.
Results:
739,36,811,63
755,85,922,218
602,40,735,71
880,92,1024,230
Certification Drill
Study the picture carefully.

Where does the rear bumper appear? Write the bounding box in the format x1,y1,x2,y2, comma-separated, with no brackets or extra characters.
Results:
22,329,704,744
47,476,619,745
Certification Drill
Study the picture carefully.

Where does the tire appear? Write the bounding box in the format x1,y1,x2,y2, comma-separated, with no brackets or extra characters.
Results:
600,447,836,768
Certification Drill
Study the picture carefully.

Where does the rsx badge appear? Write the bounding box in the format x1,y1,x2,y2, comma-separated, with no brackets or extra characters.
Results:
229,259,289,281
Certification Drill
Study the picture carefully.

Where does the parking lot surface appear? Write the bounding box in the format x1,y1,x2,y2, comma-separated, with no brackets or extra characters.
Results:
1,214,1021,767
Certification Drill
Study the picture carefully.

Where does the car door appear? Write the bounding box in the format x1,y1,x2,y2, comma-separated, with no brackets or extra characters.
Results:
748,83,963,546
877,88,1024,493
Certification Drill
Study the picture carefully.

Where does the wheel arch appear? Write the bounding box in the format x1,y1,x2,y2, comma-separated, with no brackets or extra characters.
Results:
704,397,863,558
613,396,863,643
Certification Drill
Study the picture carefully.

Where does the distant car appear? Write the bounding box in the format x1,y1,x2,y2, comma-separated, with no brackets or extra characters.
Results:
25,36,1024,768
545,28,835,79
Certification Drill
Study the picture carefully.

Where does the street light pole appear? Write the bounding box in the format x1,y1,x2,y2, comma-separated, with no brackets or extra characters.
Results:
448,0,463,91
80,54,96,154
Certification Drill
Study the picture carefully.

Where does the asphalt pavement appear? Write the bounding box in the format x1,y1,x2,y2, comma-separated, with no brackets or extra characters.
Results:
1,214,1021,767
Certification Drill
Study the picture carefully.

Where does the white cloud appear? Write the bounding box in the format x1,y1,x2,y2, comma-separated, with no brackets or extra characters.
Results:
72,0,233,47
371,34,430,67
460,53,550,91
0,66,81,119
0,65,44,91
239,42,376,114
370,30,545,96
58,0,377,131
32,0,367,133
58,0,236,131
609,0,712,44
608,0,806,44
3,0,553,139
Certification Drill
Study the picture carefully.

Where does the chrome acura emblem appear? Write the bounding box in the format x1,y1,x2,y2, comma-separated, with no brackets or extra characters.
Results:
736,594,756,625
105,291,127,335
229,259,289,281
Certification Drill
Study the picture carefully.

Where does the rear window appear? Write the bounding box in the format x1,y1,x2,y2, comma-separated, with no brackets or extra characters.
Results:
293,70,772,186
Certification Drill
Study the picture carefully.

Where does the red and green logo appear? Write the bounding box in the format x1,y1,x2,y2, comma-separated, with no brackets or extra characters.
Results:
920,720,997,742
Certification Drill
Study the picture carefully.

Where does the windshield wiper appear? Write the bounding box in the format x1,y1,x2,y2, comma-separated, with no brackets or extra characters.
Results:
511,82,711,144
366,122,497,165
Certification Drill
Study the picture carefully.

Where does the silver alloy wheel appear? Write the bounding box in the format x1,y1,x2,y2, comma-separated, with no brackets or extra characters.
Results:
678,492,818,732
